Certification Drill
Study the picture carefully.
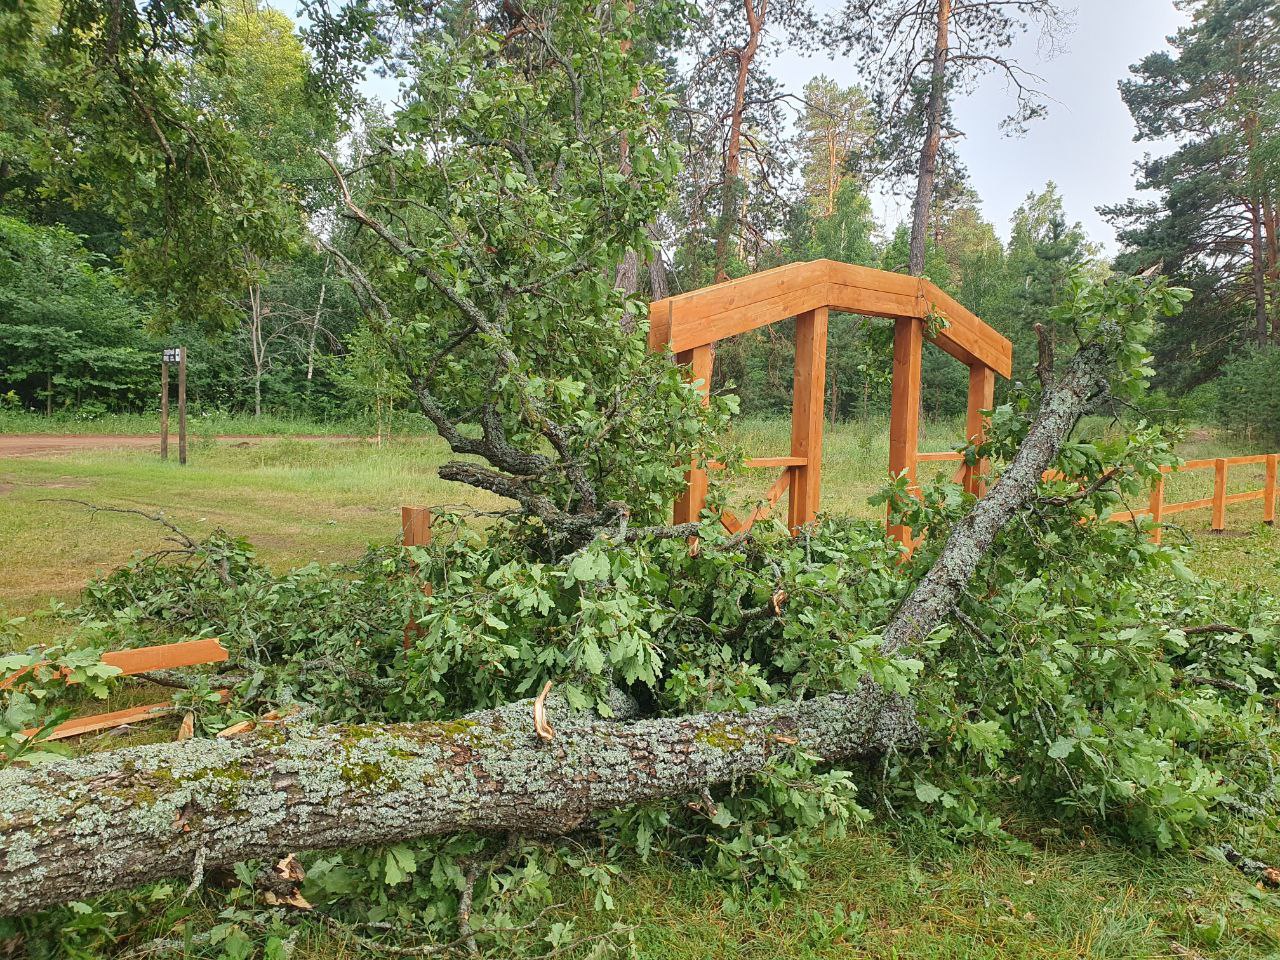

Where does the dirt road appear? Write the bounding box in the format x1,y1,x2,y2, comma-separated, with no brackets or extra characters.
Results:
0,434,360,457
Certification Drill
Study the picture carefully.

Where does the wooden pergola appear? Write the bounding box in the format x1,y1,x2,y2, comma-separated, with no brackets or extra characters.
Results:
648,259,1013,544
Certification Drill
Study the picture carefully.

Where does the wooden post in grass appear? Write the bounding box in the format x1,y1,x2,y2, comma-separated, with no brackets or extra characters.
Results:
401,507,432,650
887,317,923,547
1149,474,1165,545
1265,455,1278,527
1212,457,1227,533
788,307,828,532
177,347,188,466
963,364,996,497
161,347,186,464
672,345,714,526
160,352,171,461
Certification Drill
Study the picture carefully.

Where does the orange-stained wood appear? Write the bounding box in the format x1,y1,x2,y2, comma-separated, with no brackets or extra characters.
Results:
401,506,433,547
35,702,175,742
401,507,433,650
964,364,996,496
2,638,227,692
1266,455,1278,526
101,638,228,676
1150,475,1165,545
672,345,714,526
1212,458,1228,532
887,316,923,547
789,307,828,531
651,261,1013,378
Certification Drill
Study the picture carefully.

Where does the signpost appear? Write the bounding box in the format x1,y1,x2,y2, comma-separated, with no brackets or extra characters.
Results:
160,348,187,465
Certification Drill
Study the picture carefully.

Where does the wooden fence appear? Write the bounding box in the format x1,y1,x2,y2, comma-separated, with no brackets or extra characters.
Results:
919,451,1280,540
1110,454,1278,541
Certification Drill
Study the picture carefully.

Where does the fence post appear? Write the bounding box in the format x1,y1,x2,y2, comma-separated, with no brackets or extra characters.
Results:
1265,454,1278,527
176,346,187,466
672,345,714,527
401,507,432,650
1149,474,1165,545
1212,458,1227,533
789,307,828,532
160,357,169,461
888,317,923,547
963,364,996,496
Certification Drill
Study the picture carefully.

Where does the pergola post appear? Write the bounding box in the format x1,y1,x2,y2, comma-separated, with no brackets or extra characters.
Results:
888,316,923,546
963,364,996,496
789,307,828,531
672,345,714,526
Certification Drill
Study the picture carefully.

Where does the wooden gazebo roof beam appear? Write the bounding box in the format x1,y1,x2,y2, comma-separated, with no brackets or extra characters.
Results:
648,259,1012,379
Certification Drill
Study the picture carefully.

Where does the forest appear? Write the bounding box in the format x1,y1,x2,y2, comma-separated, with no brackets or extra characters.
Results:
3,0,1280,958
2,0,1278,437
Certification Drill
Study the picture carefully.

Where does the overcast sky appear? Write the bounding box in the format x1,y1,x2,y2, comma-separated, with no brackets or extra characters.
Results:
770,0,1191,252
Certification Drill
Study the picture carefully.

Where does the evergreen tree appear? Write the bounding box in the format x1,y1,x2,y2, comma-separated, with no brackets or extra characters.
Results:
1105,0,1280,389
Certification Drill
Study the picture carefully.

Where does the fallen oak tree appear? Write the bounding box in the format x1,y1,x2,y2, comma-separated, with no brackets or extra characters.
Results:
0,276,1187,917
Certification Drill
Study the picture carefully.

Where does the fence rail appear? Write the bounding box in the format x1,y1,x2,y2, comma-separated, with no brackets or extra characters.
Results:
916,450,1280,540
1109,454,1278,541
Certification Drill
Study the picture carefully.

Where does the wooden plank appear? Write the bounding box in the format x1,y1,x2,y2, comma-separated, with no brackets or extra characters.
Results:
888,316,923,548
964,364,996,496
1160,496,1216,516
744,456,806,468
665,260,829,319
647,298,672,351
672,345,714,526
788,307,827,531
3,638,228,691
1224,490,1265,506
401,506,433,547
1181,458,1219,471
401,507,434,650
1223,454,1271,466
101,638,228,676
160,360,169,461
36,701,175,742
668,282,829,353
919,282,1013,378
1266,455,1277,525
826,260,921,297
918,451,963,462
1150,475,1165,545
825,281,921,324
1212,458,1227,532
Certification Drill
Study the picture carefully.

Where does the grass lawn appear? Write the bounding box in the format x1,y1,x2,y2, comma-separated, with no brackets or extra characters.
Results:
2,420,1279,958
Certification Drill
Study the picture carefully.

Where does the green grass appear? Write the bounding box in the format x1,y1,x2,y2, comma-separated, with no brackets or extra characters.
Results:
0,408,399,436
3,420,1279,958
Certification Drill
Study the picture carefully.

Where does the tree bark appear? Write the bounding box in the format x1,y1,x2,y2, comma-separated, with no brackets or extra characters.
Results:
712,0,767,284
0,333,1117,916
908,0,950,277
1250,199,1268,347
0,691,917,917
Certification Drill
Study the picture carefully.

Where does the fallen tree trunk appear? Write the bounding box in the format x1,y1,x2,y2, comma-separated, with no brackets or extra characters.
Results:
0,691,919,917
0,332,1113,917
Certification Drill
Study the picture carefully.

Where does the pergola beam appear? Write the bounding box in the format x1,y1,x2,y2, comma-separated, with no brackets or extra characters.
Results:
650,260,1012,379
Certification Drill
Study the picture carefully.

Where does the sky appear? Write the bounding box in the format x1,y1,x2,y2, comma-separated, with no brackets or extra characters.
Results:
769,0,1192,253
342,0,1191,255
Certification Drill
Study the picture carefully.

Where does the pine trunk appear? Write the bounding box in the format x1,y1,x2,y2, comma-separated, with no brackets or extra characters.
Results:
908,0,950,277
